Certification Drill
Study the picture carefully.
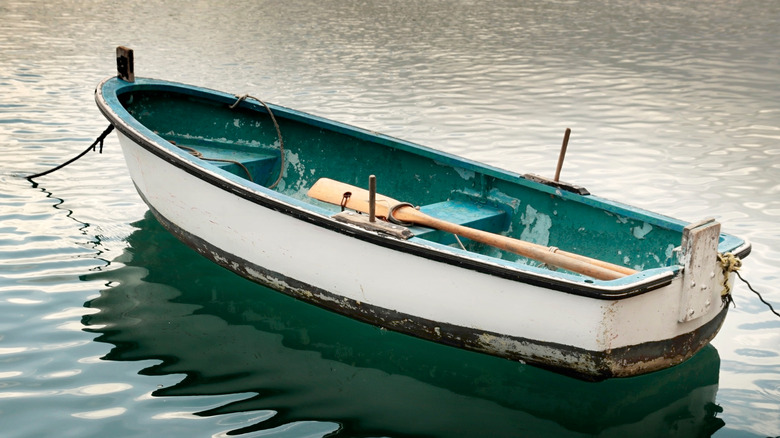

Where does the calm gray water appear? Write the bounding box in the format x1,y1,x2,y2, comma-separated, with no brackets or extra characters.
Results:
1,0,779,436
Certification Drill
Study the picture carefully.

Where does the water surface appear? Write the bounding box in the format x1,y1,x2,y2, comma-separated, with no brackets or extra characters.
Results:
1,0,778,436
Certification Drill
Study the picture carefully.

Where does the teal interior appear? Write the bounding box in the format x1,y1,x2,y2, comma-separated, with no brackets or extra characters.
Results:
120,87,696,275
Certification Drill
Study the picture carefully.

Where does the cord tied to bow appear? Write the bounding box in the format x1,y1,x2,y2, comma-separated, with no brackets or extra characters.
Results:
27,124,115,180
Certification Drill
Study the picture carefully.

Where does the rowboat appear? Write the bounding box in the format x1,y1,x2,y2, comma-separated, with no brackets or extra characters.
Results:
95,48,750,380
83,211,725,436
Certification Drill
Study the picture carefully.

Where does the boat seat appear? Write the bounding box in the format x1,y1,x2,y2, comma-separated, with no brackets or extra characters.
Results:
175,143,279,183
408,199,508,245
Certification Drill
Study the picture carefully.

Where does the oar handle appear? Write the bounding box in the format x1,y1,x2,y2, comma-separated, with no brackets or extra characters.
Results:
554,249,637,276
394,207,629,281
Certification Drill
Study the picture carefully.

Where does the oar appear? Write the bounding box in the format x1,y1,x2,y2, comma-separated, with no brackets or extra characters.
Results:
307,178,637,281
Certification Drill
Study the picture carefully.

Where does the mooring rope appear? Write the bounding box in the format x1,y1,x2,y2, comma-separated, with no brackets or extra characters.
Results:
230,94,285,189
27,125,115,179
736,270,780,317
718,252,779,318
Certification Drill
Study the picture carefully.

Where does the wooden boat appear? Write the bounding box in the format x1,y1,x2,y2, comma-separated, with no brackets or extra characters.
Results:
95,48,750,380
83,211,726,437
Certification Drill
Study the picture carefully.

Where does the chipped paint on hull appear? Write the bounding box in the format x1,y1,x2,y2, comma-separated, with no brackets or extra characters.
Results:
151,201,729,381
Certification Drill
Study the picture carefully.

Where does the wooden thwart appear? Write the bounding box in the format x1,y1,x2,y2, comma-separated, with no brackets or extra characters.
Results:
307,178,637,281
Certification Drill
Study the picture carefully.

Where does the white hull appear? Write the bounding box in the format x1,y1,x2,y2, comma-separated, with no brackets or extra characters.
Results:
117,130,732,379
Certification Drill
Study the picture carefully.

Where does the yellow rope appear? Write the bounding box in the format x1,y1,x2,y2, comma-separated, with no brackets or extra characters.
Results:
717,252,742,296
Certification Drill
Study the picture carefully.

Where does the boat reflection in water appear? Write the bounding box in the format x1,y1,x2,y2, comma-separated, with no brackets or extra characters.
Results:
82,212,726,438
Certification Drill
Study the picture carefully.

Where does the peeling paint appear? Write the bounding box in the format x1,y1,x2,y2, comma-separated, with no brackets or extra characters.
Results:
665,244,676,265
283,149,309,193
148,200,728,382
632,222,653,239
614,215,628,224
454,167,476,181
486,188,522,212
520,204,552,246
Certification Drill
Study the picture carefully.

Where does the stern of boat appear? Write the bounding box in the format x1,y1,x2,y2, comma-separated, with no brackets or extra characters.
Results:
595,218,742,378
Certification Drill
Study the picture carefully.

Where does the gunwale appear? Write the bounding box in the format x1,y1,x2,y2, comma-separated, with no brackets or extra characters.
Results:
95,76,751,299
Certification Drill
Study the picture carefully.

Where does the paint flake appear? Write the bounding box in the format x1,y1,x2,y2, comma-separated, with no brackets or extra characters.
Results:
632,222,653,239
520,205,552,246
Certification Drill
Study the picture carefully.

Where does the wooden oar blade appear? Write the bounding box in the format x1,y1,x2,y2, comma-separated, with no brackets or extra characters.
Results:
307,178,399,217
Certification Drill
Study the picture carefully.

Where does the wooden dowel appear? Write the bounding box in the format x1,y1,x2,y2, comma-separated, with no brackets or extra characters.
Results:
554,128,571,182
368,175,377,222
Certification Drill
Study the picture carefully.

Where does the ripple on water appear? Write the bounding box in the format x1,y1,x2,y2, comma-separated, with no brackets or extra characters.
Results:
1,0,780,436
71,407,128,420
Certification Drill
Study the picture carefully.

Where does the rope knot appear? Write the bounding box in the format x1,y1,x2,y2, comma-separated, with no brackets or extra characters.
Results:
717,252,742,299
718,252,742,274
